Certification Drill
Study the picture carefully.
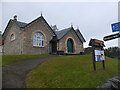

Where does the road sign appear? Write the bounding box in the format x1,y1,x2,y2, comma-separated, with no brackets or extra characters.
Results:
111,22,120,32
103,33,120,41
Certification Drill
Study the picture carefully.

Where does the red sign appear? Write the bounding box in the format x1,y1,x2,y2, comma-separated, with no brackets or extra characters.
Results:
94,39,104,44
0,40,4,45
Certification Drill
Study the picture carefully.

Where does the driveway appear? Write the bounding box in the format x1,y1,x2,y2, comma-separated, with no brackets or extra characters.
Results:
2,55,60,88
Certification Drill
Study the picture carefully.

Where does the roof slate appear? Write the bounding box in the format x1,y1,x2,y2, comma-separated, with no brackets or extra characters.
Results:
55,27,71,40
8,16,56,36
55,27,84,43
12,20,27,28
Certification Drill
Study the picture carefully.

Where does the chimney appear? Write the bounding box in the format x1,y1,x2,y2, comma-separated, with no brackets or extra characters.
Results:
71,23,73,27
51,25,58,31
13,15,17,21
77,26,79,29
41,11,42,16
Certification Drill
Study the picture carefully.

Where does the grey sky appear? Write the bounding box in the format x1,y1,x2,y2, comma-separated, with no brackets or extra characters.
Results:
2,2,118,48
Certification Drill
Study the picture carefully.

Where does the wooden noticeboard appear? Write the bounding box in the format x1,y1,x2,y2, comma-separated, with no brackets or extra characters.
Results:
89,39,105,71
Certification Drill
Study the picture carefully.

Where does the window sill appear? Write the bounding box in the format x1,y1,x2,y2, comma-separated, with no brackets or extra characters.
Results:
10,39,15,42
33,46,44,48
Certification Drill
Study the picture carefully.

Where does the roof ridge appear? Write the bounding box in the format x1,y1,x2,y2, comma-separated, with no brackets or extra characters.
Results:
57,27,72,32
11,19,27,24
23,16,42,28
75,28,86,42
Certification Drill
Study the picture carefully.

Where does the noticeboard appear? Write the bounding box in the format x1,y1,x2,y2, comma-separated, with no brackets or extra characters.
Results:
89,39,105,71
95,50,105,61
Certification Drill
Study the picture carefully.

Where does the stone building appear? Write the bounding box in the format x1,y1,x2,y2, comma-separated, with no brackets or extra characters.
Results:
0,33,3,55
2,15,86,55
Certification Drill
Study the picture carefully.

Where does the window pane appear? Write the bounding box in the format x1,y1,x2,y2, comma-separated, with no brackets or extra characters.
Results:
33,39,36,46
39,42,41,46
37,39,39,46
33,32,44,47
42,40,44,46
11,34,15,41
41,36,44,39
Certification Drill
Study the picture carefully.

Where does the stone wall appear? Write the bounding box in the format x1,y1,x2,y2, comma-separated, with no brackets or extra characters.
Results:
0,46,2,55
3,23,22,55
97,74,120,89
22,18,53,55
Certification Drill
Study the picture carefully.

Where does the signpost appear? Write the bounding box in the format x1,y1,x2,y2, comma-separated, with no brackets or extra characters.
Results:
118,31,120,48
103,33,120,41
103,22,120,41
111,22,120,32
89,39,105,71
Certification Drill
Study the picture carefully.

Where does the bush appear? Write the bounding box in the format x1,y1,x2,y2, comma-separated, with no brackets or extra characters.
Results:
104,47,120,60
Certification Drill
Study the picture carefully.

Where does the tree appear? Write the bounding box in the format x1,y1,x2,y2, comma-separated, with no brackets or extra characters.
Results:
104,47,120,60
84,47,92,55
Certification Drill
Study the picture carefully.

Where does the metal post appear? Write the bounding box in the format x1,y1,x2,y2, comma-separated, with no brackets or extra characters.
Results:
102,60,105,70
92,46,96,71
101,46,105,70
118,31,120,48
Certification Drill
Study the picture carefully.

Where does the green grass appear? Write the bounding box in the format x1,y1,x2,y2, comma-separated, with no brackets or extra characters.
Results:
25,55,119,88
2,55,52,66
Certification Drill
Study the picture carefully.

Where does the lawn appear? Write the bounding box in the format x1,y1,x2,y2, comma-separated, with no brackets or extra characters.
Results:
2,55,52,66
25,55,119,88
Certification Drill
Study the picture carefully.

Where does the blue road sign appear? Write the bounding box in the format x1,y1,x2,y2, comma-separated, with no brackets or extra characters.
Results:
111,22,120,32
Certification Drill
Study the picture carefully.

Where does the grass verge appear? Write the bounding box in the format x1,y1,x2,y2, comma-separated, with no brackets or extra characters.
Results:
25,55,119,88
2,55,52,66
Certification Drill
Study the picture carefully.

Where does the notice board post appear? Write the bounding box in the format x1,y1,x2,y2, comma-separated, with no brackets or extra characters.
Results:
89,39,105,71
92,46,96,71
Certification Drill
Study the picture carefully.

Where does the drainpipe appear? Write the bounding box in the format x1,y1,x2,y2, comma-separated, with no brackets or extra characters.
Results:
19,32,22,55
48,42,49,54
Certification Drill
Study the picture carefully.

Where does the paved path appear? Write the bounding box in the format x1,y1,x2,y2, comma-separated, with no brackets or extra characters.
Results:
2,56,60,88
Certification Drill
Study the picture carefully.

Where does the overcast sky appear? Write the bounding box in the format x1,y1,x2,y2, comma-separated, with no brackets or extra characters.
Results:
1,2,119,48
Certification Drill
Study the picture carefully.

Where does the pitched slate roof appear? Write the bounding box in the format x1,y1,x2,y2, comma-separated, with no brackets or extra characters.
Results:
11,20,27,28
2,19,28,37
20,16,56,35
3,16,85,43
55,27,71,40
3,16,56,37
55,27,84,43
75,29,86,42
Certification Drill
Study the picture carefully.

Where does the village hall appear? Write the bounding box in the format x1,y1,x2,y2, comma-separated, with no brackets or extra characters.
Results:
2,14,86,55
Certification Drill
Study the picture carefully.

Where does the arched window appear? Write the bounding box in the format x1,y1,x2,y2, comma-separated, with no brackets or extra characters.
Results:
10,34,15,41
33,32,44,47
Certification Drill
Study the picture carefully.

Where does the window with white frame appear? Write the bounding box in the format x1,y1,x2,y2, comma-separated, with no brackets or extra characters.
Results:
33,32,44,47
10,34,15,41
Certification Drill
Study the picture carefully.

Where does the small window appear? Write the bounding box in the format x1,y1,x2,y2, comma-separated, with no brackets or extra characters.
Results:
33,32,44,47
10,34,15,41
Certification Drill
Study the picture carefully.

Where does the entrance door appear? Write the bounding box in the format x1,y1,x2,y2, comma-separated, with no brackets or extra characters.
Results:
67,39,73,53
52,41,57,53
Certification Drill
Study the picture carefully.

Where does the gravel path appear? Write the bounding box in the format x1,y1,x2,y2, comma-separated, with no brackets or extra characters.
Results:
2,56,59,88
